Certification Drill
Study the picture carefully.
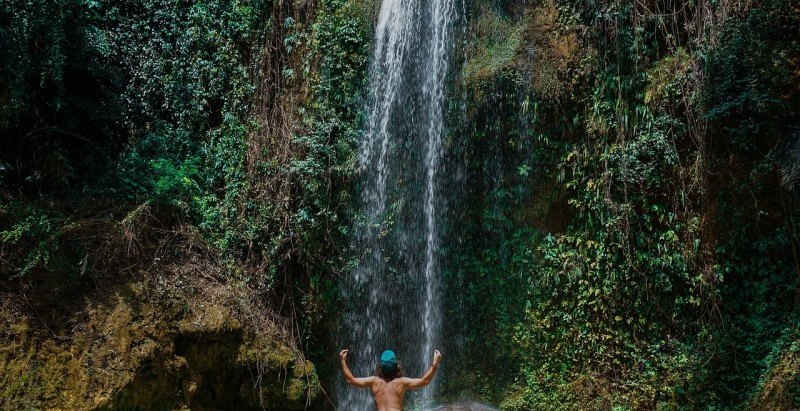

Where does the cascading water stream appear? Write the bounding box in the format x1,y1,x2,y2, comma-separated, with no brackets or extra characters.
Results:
338,0,456,409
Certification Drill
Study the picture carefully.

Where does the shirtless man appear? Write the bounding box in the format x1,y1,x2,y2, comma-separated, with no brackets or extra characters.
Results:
340,348,442,411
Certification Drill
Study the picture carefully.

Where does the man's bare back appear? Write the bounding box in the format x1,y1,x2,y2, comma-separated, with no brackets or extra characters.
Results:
340,349,442,411
371,378,408,411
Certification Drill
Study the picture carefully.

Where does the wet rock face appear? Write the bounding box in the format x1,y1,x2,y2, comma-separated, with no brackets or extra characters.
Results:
0,282,319,410
430,401,499,411
107,327,314,410
106,329,254,410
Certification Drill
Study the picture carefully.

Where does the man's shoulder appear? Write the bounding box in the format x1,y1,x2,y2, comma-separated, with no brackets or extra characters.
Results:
391,377,414,386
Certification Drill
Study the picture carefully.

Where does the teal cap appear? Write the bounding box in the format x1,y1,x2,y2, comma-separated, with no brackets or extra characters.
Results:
380,350,397,374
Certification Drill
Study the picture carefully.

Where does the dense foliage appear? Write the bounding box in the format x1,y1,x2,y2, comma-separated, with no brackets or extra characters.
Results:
0,0,373,406
2,0,799,409
444,0,800,409
0,0,372,303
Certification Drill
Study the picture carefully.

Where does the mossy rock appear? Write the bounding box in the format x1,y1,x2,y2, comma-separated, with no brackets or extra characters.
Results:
0,282,320,410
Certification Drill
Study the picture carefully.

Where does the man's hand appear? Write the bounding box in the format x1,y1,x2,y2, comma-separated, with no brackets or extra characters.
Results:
401,350,443,390
340,349,376,388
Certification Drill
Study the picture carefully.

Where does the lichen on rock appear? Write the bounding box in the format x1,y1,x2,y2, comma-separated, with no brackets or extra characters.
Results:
0,280,320,410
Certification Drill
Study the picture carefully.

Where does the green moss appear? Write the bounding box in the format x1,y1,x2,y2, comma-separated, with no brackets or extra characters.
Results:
0,282,320,410
644,48,693,109
462,10,525,84
746,328,800,410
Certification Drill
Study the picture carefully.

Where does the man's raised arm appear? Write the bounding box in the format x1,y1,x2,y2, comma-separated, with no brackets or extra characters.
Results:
401,350,442,390
340,349,376,388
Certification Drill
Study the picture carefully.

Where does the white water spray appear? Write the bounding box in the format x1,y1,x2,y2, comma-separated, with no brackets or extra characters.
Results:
339,0,456,409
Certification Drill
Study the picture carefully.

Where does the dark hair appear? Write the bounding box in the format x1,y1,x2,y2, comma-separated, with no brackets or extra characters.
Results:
376,361,404,382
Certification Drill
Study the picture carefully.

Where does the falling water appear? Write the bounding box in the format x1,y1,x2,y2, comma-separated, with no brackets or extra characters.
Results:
338,0,456,409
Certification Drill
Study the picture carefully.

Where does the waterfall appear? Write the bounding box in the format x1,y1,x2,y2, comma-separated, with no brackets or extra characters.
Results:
338,0,456,409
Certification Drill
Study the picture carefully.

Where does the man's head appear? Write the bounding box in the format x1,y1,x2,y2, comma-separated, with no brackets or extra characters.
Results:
380,350,397,374
378,350,402,381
